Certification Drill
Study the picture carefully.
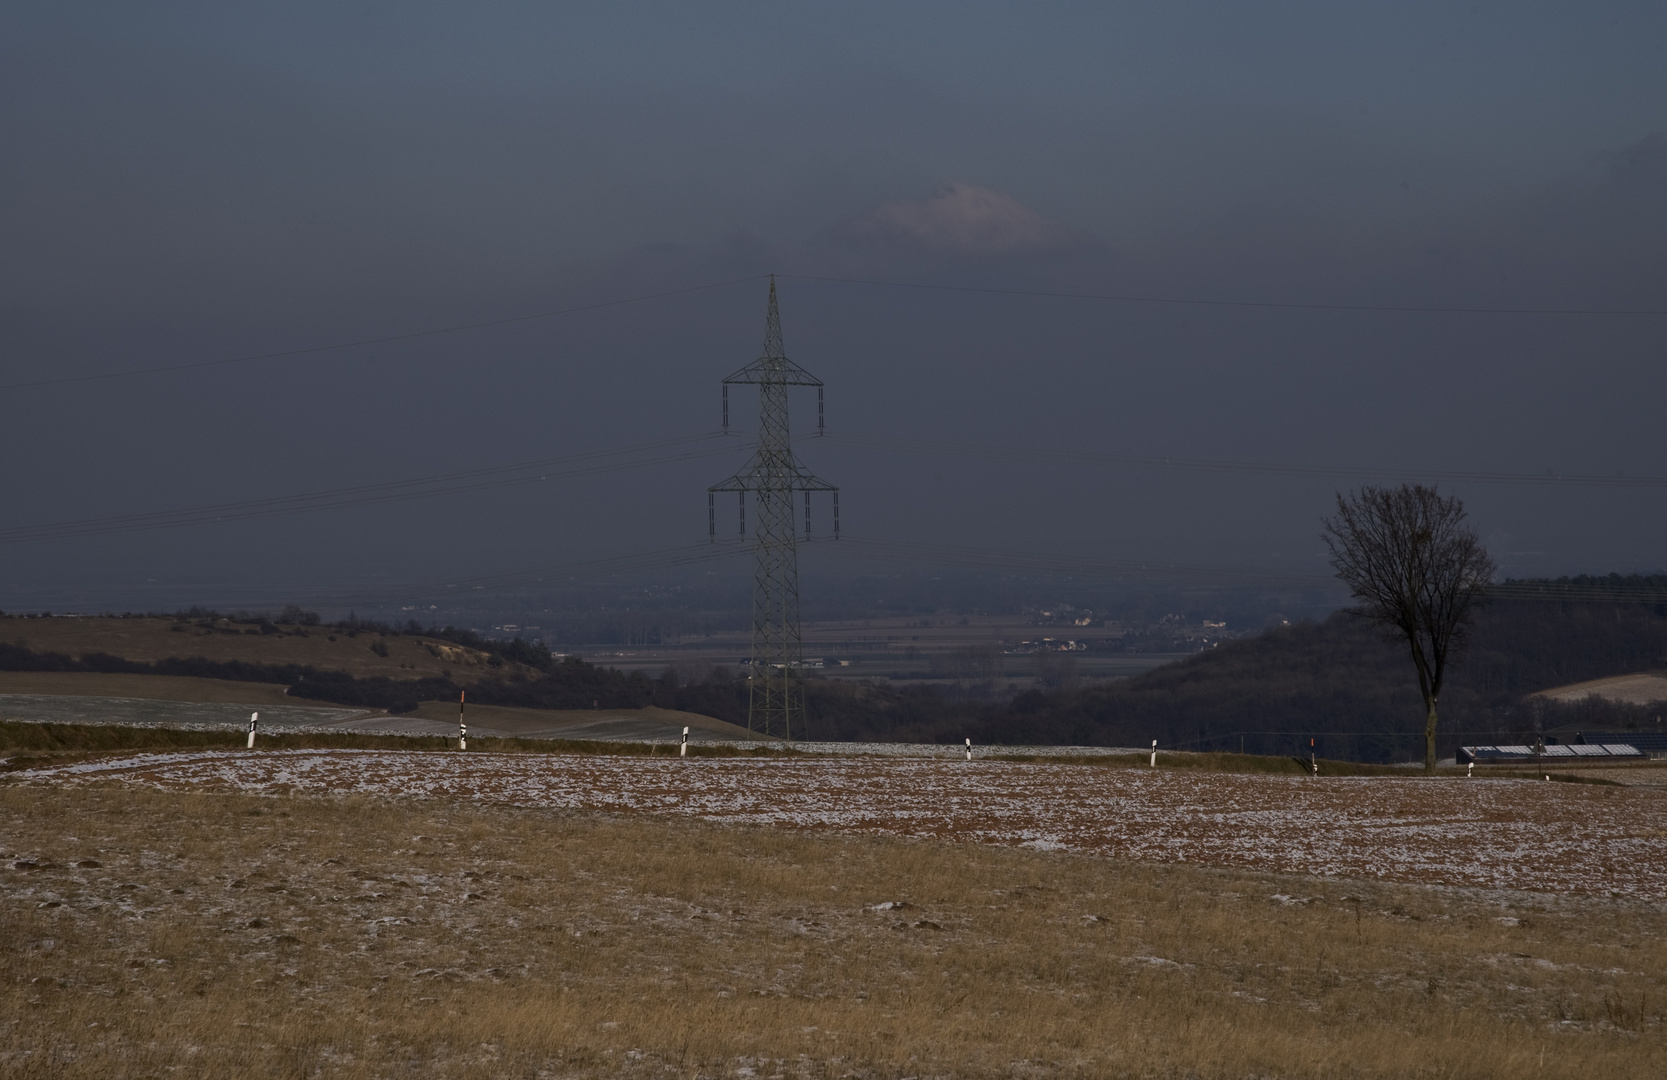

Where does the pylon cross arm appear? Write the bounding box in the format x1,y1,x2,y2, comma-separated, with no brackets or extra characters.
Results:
709,474,838,494
723,357,823,386
709,454,838,494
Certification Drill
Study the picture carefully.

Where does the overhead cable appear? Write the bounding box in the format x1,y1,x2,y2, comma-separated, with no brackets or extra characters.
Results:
824,537,1667,603
816,535,1337,589
293,536,1667,607
782,273,1667,317
310,541,750,609
830,434,1667,489
1,275,769,392
0,433,741,544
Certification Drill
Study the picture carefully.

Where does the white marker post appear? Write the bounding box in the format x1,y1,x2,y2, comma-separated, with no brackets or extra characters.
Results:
246,711,258,749
458,690,467,751
965,737,972,761
680,726,689,757
1310,738,1317,776
1150,740,1157,767
1467,761,1473,777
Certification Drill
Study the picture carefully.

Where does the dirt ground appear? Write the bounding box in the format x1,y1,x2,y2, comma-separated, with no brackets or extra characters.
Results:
3,778,1664,1079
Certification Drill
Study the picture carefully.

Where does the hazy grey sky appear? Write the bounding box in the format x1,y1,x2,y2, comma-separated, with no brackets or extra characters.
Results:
2,3,1664,611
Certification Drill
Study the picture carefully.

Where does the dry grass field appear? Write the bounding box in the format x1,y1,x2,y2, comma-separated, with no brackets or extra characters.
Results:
0,615,531,683
34,749,1667,898
1532,672,1667,706
401,702,766,743
0,672,302,707
0,722,781,778
4,755,1666,1078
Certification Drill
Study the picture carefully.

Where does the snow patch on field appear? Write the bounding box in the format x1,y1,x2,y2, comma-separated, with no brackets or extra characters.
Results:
22,749,1667,898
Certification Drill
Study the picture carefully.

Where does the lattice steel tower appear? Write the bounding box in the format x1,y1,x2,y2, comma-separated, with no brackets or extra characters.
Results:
708,278,838,739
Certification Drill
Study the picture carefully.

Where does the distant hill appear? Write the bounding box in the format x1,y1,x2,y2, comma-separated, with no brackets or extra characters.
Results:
1001,584,1667,758
8,582,1667,760
804,577,1667,760
0,610,730,717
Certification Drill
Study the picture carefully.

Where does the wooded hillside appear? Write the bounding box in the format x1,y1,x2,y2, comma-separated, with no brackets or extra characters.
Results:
4,579,1666,760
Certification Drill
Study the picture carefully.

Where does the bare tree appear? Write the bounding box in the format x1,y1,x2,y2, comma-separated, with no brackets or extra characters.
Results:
1322,485,1495,773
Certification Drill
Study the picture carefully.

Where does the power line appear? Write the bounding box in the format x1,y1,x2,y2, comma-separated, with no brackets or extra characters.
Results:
831,433,1667,489
19,267,1656,398
1,275,769,392
0,433,740,544
272,534,1667,610
9,423,1652,553
298,534,1320,611
820,536,1337,589
310,541,750,609
1483,582,1667,604
824,538,1667,601
783,273,1667,317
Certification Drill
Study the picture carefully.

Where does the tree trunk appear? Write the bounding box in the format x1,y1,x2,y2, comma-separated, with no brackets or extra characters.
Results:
1423,697,1439,774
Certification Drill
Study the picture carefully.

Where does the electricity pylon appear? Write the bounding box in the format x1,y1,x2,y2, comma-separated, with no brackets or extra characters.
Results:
708,277,838,739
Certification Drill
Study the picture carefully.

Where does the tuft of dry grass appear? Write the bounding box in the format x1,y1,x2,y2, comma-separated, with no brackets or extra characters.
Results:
2,782,1663,1078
